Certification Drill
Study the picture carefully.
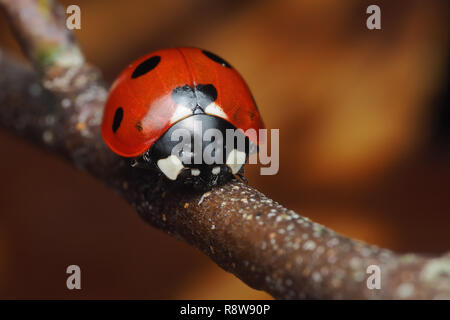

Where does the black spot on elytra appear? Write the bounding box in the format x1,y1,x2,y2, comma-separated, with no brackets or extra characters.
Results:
172,85,196,109
202,50,232,68
171,84,218,113
131,55,161,78
112,107,123,133
195,84,218,108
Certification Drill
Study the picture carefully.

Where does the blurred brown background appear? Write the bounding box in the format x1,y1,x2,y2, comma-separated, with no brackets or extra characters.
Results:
0,0,449,299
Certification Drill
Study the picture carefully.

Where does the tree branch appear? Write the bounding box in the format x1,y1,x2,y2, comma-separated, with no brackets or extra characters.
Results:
1,0,449,299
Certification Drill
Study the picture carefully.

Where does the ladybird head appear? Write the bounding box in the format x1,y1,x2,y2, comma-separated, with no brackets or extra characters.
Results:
146,113,250,187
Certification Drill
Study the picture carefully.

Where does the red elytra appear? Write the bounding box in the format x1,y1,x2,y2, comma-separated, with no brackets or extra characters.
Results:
101,47,264,158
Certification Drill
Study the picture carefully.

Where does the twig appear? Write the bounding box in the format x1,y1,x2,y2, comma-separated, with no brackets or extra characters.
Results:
1,0,449,299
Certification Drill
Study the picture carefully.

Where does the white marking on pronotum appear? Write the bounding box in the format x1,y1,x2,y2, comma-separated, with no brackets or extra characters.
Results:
226,149,246,174
170,105,192,124
205,102,228,119
157,155,184,180
212,166,221,175
191,168,201,176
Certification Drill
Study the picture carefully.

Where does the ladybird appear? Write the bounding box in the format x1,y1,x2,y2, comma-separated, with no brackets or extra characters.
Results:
101,47,264,188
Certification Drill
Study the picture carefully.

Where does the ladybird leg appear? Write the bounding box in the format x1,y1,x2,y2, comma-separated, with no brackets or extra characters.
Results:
130,149,153,169
130,157,148,169
142,149,152,163
236,167,248,184
130,158,141,168
211,172,219,186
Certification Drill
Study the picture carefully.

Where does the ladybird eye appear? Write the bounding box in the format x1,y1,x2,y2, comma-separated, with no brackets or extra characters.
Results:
131,55,161,78
112,107,123,133
202,50,231,68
